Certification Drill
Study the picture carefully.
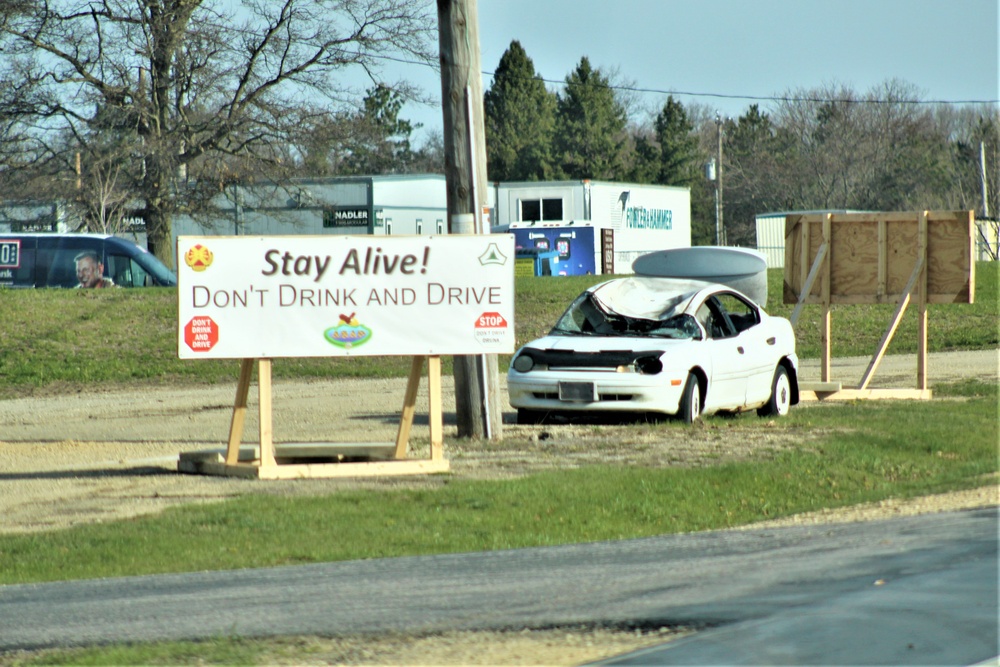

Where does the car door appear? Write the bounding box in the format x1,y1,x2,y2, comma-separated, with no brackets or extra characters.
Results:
695,297,747,411
713,292,775,405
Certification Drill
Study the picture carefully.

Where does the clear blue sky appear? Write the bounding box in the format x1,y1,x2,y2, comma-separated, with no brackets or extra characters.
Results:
396,0,999,141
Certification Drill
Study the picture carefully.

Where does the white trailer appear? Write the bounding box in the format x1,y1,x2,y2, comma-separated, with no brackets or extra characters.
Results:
489,179,691,275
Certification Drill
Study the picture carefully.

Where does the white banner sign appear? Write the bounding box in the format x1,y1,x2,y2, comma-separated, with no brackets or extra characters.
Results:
177,235,515,359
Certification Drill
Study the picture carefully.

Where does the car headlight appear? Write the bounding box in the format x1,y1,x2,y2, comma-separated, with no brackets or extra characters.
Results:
634,355,663,375
512,353,535,373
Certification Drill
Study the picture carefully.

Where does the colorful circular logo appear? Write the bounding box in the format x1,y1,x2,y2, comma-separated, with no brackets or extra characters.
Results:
324,312,372,349
184,244,214,272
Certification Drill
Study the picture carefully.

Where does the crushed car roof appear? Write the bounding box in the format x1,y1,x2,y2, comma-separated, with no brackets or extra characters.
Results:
588,277,723,321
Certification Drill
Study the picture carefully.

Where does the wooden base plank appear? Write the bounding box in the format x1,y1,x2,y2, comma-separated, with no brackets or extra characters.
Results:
179,457,450,479
180,442,397,465
800,388,932,402
799,381,843,392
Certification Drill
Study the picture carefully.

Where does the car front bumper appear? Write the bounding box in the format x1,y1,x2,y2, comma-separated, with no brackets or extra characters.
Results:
507,369,687,416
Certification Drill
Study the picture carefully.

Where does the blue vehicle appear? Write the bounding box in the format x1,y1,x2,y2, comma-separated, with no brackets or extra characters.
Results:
0,233,177,288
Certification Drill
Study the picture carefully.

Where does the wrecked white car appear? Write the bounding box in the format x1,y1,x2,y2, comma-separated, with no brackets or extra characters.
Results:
507,277,799,424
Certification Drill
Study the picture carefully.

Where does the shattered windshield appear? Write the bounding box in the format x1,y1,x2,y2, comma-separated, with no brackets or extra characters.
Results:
551,292,701,339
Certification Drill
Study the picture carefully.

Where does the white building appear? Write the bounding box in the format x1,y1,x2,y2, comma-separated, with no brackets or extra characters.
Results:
489,179,691,275
173,174,448,242
3,175,696,274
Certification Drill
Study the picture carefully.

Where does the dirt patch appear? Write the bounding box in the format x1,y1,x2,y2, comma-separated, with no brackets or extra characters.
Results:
0,349,996,534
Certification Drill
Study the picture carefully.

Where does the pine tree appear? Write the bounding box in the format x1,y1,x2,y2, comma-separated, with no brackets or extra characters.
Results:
483,41,557,181
631,96,700,186
340,85,418,175
553,57,627,180
653,96,700,185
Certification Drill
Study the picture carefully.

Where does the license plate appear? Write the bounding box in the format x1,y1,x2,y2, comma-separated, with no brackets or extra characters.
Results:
558,381,597,402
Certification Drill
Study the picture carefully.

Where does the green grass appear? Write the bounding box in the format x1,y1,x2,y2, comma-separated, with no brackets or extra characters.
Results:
0,263,996,398
1,380,995,587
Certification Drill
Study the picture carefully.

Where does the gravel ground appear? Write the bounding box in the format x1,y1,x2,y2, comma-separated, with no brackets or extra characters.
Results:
0,350,996,665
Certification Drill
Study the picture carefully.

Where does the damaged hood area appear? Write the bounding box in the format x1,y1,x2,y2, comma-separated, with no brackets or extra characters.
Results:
589,277,711,320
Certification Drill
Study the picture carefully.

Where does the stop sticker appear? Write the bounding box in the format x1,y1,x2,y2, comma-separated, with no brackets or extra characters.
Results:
184,316,219,352
475,312,507,328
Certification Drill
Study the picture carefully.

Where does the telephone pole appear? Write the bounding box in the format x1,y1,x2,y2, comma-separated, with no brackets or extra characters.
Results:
436,0,503,439
716,113,725,246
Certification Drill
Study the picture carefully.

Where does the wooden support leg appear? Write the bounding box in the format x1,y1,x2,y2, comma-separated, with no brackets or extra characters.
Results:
917,303,928,390
394,356,425,459
790,242,828,328
226,358,254,465
821,306,831,383
858,258,924,390
258,359,276,468
916,211,929,391
428,356,444,461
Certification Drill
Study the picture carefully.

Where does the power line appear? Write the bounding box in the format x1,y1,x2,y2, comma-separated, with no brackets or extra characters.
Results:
375,53,999,109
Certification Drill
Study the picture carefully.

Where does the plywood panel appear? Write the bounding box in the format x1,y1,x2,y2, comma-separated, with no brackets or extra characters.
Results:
926,211,975,302
886,220,918,299
829,219,878,298
785,211,974,304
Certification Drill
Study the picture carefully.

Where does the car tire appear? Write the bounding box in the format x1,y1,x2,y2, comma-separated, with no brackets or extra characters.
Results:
678,373,701,424
758,365,791,417
516,408,546,425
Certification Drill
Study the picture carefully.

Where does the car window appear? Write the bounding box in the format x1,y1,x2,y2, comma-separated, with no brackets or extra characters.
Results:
696,301,734,339
107,253,152,287
36,237,104,288
714,293,760,334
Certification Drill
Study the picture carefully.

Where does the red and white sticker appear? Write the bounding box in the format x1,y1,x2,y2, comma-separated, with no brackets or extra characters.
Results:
474,311,508,346
476,312,508,328
184,316,219,352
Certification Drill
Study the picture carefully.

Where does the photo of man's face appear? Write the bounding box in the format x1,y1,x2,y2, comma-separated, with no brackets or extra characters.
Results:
75,252,104,288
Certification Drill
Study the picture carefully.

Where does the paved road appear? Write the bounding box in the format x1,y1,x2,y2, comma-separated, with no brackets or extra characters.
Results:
1,508,995,665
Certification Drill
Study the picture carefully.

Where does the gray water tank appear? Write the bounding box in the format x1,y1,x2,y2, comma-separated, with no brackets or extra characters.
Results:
632,246,769,307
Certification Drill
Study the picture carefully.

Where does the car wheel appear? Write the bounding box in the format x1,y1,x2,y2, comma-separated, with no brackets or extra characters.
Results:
678,373,701,424
758,365,791,417
516,408,546,425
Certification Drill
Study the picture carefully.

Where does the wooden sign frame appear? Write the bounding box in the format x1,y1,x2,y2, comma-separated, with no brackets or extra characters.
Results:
178,355,449,479
783,211,975,401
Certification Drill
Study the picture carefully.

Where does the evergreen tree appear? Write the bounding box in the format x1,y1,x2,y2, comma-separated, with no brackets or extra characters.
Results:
553,57,627,180
483,41,557,181
723,105,796,245
340,85,418,175
631,96,700,186
654,96,700,185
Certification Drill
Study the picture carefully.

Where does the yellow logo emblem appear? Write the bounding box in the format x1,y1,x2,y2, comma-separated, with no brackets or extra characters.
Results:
185,244,214,272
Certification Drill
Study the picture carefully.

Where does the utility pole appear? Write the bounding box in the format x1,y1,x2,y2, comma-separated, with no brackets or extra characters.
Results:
979,141,991,218
436,0,503,439
716,114,725,246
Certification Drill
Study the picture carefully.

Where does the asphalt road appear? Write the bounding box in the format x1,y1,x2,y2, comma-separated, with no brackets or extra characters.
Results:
1,508,996,665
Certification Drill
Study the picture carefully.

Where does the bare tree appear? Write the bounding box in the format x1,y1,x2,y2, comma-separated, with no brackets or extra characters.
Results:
765,81,954,212
79,153,132,234
0,0,435,266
